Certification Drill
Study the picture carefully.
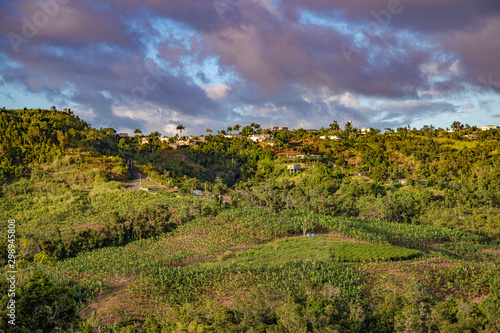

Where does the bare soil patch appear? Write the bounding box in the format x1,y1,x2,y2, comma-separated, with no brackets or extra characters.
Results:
80,277,134,324
482,248,500,256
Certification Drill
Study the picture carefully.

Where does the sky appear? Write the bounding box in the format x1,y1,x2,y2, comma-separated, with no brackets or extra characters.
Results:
1,0,499,136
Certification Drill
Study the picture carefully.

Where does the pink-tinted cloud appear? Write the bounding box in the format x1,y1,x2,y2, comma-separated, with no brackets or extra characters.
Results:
0,0,498,131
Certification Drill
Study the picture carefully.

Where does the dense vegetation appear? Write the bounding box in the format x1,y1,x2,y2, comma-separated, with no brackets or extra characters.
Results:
1,108,500,332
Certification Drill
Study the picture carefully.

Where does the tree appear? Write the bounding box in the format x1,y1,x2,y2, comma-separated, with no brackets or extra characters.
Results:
148,131,161,144
329,120,340,132
233,124,241,134
227,126,233,135
301,216,315,237
206,128,213,135
451,121,463,131
241,125,254,137
176,124,185,138
344,121,353,134
134,128,142,134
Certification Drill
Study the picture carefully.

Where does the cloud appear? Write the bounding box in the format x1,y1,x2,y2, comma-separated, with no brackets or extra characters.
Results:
0,0,499,133
203,83,230,100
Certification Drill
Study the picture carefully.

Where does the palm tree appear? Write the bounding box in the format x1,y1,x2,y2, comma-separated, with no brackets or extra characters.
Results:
176,124,185,138
134,128,142,134
149,131,161,143
233,124,241,134
227,126,233,136
329,121,340,132
206,128,213,135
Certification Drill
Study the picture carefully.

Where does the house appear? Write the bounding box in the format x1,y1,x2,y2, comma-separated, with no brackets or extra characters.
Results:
192,190,202,196
399,178,427,185
359,127,371,134
140,138,150,145
287,164,302,174
464,134,478,140
190,136,205,142
480,125,499,131
249,134,273,142
319,135,341,141
117,133,129,138
223,134,241,139
160,136,170,143
269,126,288,131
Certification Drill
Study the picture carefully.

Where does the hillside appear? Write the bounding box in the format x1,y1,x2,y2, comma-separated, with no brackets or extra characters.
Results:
1,109,500,332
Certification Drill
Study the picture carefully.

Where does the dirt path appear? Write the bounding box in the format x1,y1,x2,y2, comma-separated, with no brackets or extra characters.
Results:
123,156,166,191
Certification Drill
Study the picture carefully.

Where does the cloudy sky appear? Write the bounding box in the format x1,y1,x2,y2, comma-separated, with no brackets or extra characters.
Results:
1,0,499,135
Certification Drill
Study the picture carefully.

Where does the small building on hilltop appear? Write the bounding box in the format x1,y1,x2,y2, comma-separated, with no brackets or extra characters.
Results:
480,125,499,131
269,126,288,131
359,127,371,134
319,135,341,141
399,178,427,186
287,164,302,174
249,134,273,142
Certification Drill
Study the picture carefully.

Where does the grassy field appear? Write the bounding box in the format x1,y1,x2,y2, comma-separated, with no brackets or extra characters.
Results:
2,167,500,330
43,205,498,325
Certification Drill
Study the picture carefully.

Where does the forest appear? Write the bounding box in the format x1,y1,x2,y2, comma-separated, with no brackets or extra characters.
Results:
1,108,499,332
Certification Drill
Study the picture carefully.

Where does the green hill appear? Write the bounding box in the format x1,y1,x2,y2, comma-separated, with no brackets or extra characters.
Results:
1,109,500,332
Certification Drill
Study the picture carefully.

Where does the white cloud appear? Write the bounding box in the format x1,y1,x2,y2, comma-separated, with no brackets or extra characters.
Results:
203,84,231,100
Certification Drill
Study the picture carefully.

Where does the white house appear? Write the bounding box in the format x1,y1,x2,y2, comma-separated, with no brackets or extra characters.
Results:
319,135,341,141
480,125,499,131
249,134,273,142
359,127,371,134
118,133,129,138
160,136,170,143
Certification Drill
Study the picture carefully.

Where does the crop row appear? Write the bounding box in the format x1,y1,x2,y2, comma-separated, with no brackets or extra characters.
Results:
135,260,365,305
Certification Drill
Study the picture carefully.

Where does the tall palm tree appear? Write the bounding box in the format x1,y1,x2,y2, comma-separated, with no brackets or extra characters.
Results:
176,124,185,138
233,124,241,134
206,128,213,135
227,126,233,135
